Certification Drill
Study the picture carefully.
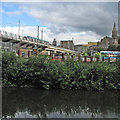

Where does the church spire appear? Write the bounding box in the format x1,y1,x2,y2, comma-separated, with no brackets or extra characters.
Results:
114,22,116,28
112,22,117,39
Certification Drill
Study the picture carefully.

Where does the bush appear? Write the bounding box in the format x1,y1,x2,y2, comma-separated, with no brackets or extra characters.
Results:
2,51,120,90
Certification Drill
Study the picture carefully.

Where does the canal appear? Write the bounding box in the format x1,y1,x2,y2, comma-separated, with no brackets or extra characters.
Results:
2,88,119,118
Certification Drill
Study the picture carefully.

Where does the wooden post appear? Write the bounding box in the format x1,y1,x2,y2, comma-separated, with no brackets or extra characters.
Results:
78,54,80,61
50,51,53,59
90,57,93,63
36,51,39,56
102,57,104,62
97,57,99,62
28,50,31,57
62,53,65,61
72,54,74,61
84,56,87,62
18,49,22,57
116,57,117,63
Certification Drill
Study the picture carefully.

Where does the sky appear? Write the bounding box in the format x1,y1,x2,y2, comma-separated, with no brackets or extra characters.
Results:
0,2,118,45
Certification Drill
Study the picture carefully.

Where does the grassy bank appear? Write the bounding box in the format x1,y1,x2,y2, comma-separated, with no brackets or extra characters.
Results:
2,51,120,90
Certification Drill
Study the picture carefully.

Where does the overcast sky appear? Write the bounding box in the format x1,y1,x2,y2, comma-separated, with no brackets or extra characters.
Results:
0,2,118,45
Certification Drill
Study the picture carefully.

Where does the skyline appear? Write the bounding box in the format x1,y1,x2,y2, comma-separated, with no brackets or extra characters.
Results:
0,2,118,45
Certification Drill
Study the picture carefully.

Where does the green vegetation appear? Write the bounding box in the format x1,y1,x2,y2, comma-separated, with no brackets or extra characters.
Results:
96,47,105,52
86,49,91,56
118,37,120,44
95,52,101,58
84,52,88,56
107,45,118,51
96,45,120,52
117,45,120,51
2,51,120,90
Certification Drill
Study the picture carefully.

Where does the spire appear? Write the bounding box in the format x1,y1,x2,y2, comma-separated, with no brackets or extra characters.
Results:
112,22,117,39
113,22,116,28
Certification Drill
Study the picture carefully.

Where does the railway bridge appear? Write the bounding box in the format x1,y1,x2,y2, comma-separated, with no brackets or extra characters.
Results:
0,30,80,61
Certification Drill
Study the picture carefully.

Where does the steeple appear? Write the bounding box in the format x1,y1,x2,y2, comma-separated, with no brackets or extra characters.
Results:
114,22,116,28
112,22,117,39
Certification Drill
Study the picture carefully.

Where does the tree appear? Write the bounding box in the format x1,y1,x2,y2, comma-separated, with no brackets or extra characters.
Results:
87,49,91,56
84,52,88,56
96,47,105,52
118,37,120,44
117,45,120,51
107,45,117,51
95,52,101,58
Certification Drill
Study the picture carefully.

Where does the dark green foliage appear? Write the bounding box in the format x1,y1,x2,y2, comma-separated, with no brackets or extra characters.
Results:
96,47,105,52
2,51,27,87
107,45,117,51
87,49,91,56
118,37,120,44
117,45,120,51
2,51,120,90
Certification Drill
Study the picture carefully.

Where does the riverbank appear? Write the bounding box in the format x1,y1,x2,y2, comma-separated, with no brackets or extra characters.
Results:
2,51,120,90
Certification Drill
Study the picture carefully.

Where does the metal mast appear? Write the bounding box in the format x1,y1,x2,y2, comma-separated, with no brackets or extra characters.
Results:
41,29,43,40
37,26,39,39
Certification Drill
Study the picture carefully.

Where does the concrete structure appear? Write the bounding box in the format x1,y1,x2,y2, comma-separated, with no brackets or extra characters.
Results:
60,40,74,50
2,42,17,52
1,30,78,60
98,23,118,50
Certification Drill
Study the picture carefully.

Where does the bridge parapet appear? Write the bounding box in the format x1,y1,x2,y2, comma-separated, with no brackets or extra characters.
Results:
0,30,21,41
1,30,77,54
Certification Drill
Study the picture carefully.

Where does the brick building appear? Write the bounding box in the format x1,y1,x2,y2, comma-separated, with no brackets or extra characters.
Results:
98,23,118,49
60,40,74,50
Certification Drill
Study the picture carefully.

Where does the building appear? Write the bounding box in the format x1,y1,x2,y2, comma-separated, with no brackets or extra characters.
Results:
89,45,98,51
98,23,118,49
88,42,97,46
60,40,74,50
52,38,57,46
74,42,97,54
74,44,89,54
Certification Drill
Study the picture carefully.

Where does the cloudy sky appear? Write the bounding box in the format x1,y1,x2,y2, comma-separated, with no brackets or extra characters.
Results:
0,2,118,45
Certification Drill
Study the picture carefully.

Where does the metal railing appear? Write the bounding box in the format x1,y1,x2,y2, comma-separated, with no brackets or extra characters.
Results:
0,30,78,54
0,30,50,46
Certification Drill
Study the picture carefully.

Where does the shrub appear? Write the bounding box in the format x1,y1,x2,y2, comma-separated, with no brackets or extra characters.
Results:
2,51,120,90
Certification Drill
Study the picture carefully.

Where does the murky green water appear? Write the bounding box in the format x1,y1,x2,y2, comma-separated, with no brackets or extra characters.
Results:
2,88,119,118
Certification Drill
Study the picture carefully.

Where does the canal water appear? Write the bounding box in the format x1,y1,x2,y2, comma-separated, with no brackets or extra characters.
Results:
2,88,119,118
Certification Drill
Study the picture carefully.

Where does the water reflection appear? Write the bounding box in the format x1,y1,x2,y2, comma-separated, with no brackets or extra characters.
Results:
2,88,119,118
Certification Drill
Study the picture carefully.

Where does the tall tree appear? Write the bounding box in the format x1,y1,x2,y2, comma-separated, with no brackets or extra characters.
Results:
96,47,105,52
117,45,120,51
118,37,120,44
107,45,117,51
